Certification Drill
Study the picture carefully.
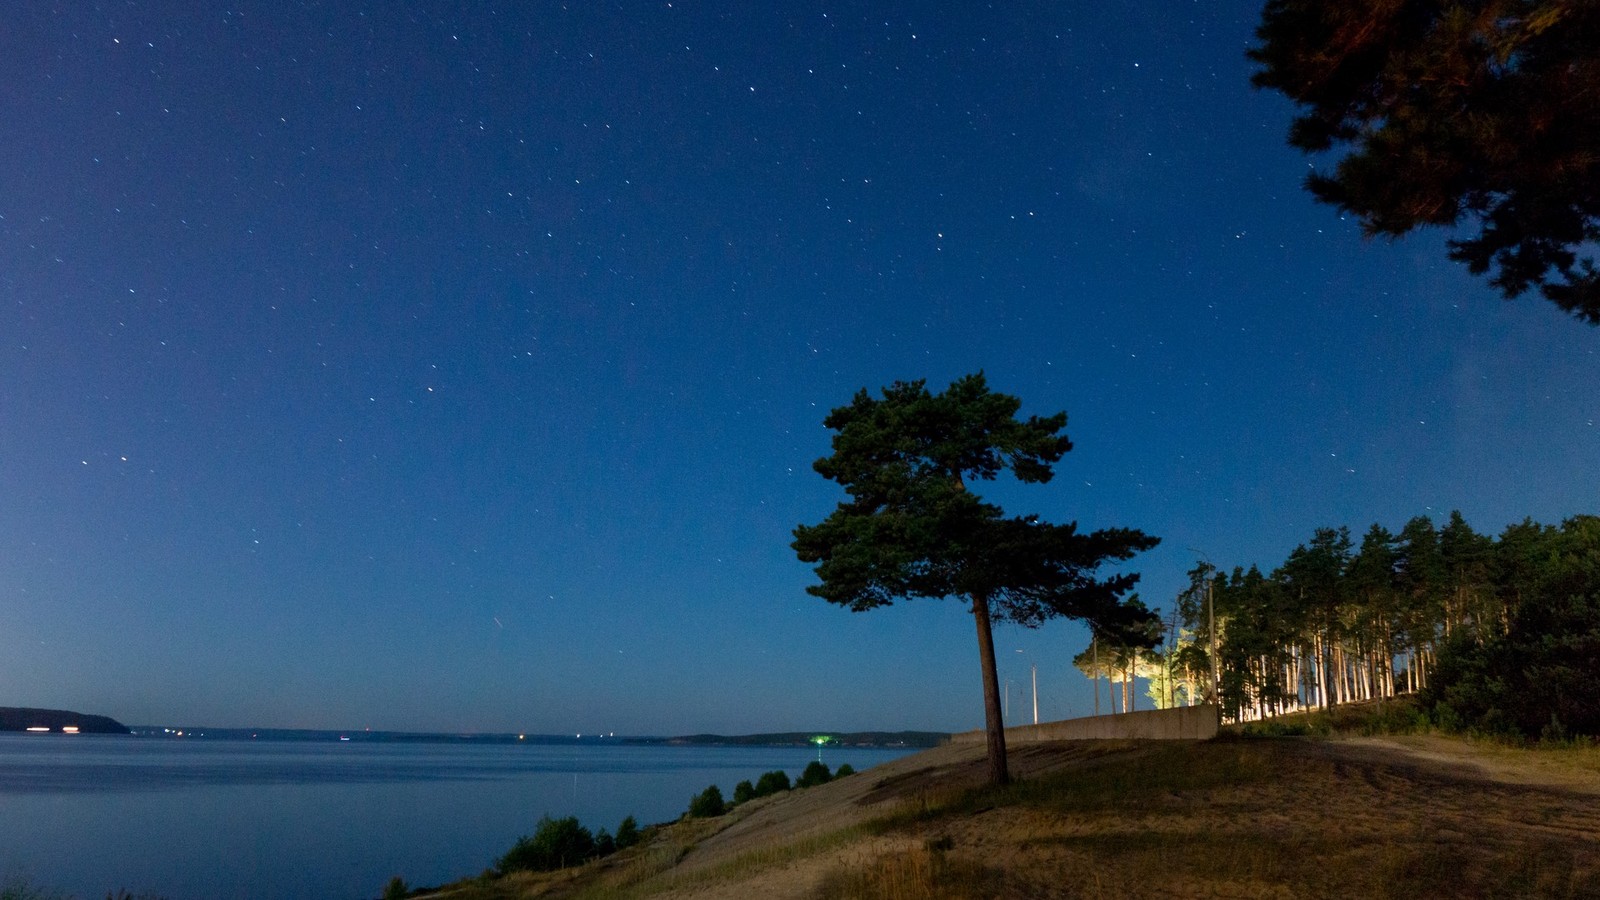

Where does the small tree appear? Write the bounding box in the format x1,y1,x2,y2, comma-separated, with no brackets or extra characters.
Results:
753,770,791,796
834,763,856,777
614,815,640,850
795,760,832,788
732,779,756,804
687,784,726,818
794,373,1160,784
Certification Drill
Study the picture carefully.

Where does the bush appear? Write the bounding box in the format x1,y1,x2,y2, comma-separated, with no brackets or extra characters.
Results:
593,828,615,857
732,779,756,804
834,763,856,777
614,815,640,850
498,815,597,873
753,769,791,796
687,784,726,818
380,876,408,900
796,760,832,788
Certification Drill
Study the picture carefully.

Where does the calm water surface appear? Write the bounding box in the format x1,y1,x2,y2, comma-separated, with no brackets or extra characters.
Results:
0,733,915,899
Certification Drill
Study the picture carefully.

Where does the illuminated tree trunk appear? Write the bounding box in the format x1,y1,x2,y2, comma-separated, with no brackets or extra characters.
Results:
1317,633,1331,710
1092,638,1101,716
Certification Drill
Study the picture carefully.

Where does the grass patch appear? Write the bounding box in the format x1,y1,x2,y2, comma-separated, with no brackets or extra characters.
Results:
1463,733,1600,781
864,742,1284,839
990,743,1280,812
813,843,1005,900
1014,827,1593,899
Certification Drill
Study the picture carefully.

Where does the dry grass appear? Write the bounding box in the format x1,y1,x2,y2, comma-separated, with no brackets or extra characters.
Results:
418,735,1600,900
851,739,1600,899
813,844,1004,900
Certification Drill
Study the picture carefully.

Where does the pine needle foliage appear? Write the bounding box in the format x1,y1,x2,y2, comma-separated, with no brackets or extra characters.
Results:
1250,1,1600,322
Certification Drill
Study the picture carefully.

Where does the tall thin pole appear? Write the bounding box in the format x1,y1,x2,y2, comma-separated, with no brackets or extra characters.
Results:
1031,664,1038,725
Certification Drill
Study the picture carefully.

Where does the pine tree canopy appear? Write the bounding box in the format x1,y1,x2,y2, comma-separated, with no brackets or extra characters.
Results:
1249,0,1600,323
792,373,1158,630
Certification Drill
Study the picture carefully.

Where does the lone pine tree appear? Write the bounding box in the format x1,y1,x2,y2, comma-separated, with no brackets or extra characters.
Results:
792,372,1159,785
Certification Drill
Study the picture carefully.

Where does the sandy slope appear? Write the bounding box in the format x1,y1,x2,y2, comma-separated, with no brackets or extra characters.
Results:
668,736,1600,899
428,734,1600,899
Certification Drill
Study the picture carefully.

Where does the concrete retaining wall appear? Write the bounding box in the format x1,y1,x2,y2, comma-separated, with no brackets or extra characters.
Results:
949,704,1219,743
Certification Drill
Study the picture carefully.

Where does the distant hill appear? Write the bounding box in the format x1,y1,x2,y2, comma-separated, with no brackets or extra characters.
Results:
639,730,948,748
0,707,130,734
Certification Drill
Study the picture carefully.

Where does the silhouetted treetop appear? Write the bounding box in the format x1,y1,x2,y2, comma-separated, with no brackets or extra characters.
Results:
1250,1,1600,322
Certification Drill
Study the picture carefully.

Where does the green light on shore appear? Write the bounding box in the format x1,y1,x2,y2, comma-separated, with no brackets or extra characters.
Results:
811,734,833,761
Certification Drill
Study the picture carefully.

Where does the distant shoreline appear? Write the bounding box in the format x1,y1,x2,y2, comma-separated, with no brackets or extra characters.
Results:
631,730,949,749
106,725,949,748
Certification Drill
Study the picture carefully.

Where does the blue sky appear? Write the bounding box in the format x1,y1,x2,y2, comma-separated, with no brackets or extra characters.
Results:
2,2,1595,734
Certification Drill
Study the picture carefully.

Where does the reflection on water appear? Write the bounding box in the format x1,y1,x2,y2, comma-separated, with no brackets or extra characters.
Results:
0,733,913,900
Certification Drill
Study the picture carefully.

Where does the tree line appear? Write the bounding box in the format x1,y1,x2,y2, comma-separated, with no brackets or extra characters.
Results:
1081,512,1600,738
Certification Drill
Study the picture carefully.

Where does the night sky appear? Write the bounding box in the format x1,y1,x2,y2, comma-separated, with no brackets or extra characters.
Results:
2,2,1595,736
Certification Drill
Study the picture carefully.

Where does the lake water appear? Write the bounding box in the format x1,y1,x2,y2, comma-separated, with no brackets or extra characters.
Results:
0,733,916,899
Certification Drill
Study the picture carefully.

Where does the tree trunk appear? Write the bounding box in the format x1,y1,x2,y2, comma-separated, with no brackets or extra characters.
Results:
971,592,1009,786
1316,632,1331,710
1092,637,1101,717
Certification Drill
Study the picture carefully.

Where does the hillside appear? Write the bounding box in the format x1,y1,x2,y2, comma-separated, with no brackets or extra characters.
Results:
0,707,129,734
421,732,1600,899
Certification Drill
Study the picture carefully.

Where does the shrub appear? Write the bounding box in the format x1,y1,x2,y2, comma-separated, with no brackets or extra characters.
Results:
614,815,640,850
687,784,726,818
380,876,408,900
754,769,791,796
593,828,615,857
732,779,756,804
834,763,856,777
796,760,832,788
498,815,597,873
